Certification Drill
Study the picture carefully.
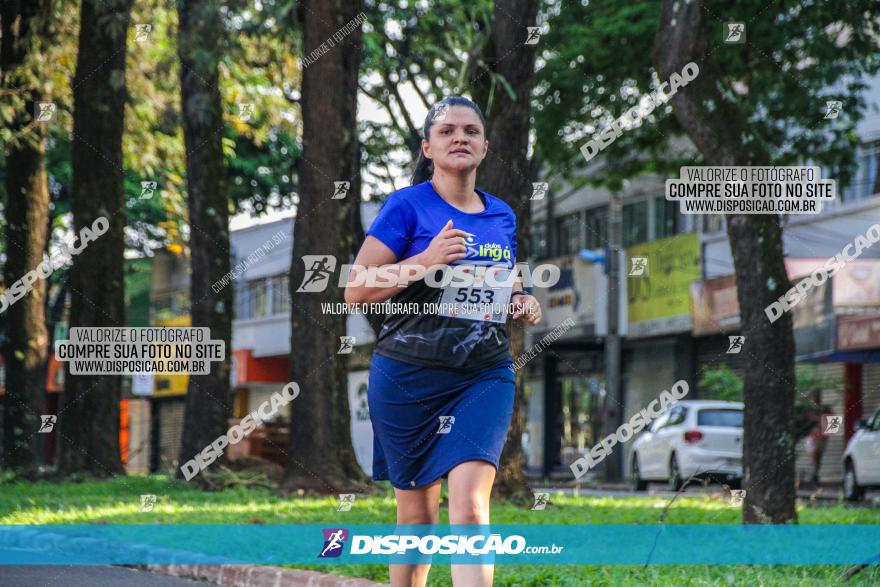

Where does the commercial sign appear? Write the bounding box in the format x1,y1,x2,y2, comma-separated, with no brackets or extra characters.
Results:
784,258,880,309
689,271,833,358
531,254,597,337
690,274,739,336
627,232,701,337
838,314,880,351
152,315,190,397
834,260,880,308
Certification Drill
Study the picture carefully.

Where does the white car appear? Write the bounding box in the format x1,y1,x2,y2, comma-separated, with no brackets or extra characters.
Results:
630,400,744,491
843,408,880,501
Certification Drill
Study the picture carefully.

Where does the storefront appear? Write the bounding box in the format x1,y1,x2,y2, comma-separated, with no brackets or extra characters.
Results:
837,313,880,436
526,253,604,479
689,259,880,484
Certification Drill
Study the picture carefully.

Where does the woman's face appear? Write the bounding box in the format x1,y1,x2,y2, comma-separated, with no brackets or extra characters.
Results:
422,106,488,175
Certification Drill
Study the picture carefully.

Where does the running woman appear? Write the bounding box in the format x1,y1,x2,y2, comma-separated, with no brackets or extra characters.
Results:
345,96,542,587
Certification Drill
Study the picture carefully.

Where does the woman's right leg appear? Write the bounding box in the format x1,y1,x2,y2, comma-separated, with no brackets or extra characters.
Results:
391,479,442,587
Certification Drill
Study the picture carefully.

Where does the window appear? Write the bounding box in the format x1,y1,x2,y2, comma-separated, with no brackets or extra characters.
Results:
842,141,880,201
622,200,648,246
531,221,548,259
251,278,268,319
697,409,743,428
650,412,669,432
666,406,688,427
869,409,880,432
236,277,269,320
653,197,680,239
235,280,248,319
554,213,582,256
585,206,608,249
700,213,725,234
271,274,290,314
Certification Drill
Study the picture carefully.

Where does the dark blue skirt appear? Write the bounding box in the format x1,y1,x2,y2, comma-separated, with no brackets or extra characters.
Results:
368,352,516,490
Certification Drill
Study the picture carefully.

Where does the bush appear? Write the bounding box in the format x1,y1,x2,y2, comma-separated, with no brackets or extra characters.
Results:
698,365,743,402
698,364,840,440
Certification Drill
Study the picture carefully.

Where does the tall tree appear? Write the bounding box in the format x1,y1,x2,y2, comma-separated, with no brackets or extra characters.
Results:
652,0,796,524
176,0,233,484
283,0,367,493
0,0,53,476
470,0,540,502
58,0,132,476
535,0,879,524
358,0,493,192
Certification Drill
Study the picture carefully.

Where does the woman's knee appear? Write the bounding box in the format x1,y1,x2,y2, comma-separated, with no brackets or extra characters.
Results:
397,505,440,525
447,461,495,525
395,485,440,525
448,494,489,525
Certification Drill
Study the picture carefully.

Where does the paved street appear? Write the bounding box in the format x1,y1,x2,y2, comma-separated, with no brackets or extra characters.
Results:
0,565,214,586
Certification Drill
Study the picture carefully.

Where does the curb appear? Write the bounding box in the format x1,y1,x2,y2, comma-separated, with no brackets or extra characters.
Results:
134,564,388,587
0,529,386,585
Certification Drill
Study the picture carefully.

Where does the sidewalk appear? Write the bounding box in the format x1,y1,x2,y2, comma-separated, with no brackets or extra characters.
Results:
134,565,387,587
0,529,387,587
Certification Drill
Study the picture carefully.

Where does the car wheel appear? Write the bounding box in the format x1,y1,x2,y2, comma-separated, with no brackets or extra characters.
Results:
844,461,865,502
668,453,684,492
631,454,648,491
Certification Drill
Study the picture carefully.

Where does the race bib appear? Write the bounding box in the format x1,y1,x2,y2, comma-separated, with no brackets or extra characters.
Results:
437,265,513,323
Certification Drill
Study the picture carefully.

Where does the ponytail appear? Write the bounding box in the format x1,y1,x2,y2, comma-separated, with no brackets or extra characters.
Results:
410,151,434,185
409,95,486,186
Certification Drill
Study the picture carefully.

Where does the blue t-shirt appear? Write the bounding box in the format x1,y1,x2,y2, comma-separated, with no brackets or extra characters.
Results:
366,180,517,371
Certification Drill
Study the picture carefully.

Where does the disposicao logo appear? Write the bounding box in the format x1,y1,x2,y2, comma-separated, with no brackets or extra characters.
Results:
318,528,349,558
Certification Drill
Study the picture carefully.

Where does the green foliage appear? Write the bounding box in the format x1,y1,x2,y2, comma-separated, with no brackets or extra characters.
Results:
1,0,304,258
359,0,493,197
1,476,878,585
534,0,880,191
698,363,841,437
698,364,743,402
795,364,840,401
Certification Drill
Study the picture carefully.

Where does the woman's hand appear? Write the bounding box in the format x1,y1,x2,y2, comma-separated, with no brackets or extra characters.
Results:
511,293,541,325
417,219,471,267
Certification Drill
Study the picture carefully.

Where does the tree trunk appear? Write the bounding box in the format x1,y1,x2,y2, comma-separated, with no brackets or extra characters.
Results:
1,0,53,476
176,0,233,485
282,0,368,494
471,0,540,504
58,0,131,477
654,0,797,523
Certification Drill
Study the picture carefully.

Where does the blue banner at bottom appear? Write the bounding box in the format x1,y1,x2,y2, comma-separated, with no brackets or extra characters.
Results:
0,524,878,565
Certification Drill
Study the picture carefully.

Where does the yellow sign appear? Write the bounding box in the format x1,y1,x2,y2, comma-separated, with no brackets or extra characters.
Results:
627,232,701,324
152,314,190,397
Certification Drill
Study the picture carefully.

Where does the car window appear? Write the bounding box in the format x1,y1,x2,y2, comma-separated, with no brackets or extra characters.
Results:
666,406,687,427
650,412,669,432
870,410,880,431
697,409,743,427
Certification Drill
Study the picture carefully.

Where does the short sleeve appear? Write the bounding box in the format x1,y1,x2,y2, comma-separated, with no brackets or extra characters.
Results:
366,194,415,259
510,216,516,263
509,210,518,263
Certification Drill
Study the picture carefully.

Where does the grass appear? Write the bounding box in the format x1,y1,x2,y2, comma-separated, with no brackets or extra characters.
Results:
1,474,878,586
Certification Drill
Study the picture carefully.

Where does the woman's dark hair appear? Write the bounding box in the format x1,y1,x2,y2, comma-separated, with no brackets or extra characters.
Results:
410,96,487,185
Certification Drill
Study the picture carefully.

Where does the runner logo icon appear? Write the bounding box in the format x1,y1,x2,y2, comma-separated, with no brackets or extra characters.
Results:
319,528,349,558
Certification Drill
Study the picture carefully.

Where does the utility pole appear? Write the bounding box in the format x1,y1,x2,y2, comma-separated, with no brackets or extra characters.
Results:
603,189,624,481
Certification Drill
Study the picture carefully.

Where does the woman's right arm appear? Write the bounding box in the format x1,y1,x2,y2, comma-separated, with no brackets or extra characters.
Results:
343,236,428,305
344,221,471,305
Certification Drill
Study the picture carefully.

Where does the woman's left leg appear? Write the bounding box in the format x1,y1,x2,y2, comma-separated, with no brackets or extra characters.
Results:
447,460,497,587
